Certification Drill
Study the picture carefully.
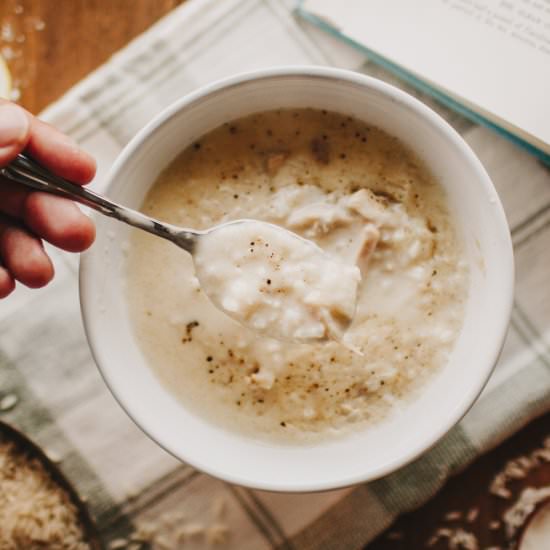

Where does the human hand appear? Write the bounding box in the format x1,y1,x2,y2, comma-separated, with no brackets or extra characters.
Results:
0,100,96,298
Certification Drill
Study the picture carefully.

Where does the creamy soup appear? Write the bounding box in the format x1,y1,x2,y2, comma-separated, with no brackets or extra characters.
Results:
126,109,468,442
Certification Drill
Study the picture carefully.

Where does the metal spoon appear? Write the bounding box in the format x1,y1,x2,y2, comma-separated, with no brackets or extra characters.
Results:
1,154,360,344
1,153,198,253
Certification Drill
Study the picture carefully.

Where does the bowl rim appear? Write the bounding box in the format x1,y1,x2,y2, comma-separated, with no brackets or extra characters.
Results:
80,65,514,492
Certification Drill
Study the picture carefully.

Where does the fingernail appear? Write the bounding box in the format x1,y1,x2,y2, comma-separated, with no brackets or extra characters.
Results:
0,104,29,147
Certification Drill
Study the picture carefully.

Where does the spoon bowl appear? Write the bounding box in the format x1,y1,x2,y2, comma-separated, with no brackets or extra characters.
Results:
194,219,360,343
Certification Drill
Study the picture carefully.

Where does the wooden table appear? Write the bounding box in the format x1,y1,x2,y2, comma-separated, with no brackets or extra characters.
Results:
1,2,548,548
369,412,550,549
0,0,184,113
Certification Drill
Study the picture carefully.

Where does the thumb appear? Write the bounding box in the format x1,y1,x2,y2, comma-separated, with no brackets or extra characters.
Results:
0,103,30,166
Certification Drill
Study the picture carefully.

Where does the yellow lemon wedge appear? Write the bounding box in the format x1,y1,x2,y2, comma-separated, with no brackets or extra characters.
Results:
0,54,12,100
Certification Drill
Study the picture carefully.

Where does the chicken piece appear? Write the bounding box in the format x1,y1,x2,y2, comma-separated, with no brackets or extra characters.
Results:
266,184,324,220
342,188,390,225
265,151,289,176
287,201,353,235
352,224,380,272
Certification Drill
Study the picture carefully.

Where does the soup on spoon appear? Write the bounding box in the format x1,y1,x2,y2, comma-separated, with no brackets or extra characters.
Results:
194,220,361,343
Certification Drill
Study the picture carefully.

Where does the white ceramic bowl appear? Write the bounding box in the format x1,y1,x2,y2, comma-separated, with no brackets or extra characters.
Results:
80,66,514,492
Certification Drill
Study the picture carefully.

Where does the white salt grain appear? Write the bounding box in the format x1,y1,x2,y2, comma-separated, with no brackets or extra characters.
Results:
466,507,479,523
502,486,550,538
426,535,439,547
426,527,479,550
1,46,15,60
426,527,452,547
504,461,528,480
532,448,550,462
489,472,512,499
46,449,62,463
108,539,128,549
444,510,463,521
517,456,534,470
447,528,478,550
1,23,14,42
206,523,229,545
10,88,21,102
0,393,18,411
153,534,172,550
132,522,157,541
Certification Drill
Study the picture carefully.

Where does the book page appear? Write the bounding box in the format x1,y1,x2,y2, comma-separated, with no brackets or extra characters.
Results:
303,0,550,152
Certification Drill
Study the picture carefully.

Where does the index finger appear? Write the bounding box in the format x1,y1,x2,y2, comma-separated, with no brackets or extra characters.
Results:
26,118,97,185
0,99,96,185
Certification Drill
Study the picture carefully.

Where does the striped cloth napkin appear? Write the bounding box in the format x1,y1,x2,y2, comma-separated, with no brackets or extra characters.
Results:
1,0,549,548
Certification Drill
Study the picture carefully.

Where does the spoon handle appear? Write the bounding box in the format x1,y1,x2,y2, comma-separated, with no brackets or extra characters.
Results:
1,154,197,253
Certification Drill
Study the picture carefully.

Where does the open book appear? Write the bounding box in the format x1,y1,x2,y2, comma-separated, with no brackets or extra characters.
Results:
298,0,550,162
